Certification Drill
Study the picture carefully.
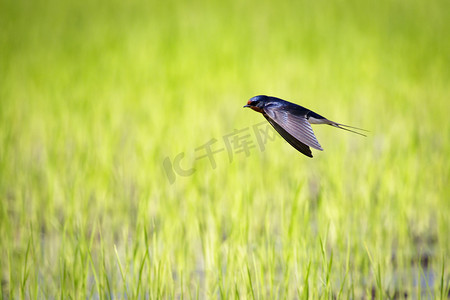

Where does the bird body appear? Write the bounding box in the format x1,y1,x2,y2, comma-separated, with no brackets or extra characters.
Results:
244,95,366,158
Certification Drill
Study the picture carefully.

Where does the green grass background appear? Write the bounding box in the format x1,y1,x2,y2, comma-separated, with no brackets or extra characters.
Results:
1,0,449,298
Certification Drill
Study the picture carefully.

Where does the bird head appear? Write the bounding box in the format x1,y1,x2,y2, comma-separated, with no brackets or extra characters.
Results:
243,95,268,113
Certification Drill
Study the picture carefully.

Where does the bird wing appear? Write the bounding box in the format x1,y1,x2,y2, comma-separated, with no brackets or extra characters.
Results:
264,116,313,157
264,106,324,151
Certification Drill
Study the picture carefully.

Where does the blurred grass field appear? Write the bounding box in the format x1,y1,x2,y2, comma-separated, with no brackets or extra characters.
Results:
1,0,449,298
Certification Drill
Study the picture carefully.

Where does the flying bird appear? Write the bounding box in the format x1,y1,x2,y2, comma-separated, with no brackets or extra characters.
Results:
244,95,366,158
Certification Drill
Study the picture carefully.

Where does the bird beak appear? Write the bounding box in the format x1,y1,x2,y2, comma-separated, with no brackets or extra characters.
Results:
243,104,250,108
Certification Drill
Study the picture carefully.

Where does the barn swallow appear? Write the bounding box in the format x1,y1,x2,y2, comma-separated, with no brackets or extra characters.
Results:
244,95,366,158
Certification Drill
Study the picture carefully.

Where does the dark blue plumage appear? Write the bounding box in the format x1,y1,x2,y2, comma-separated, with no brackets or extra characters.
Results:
244,95,366,157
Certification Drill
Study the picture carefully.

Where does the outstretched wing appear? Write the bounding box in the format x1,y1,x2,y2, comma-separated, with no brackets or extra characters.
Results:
264,116,313,157
264,105,323,151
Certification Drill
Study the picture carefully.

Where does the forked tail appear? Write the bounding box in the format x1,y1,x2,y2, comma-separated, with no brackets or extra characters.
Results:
329,122,368,137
